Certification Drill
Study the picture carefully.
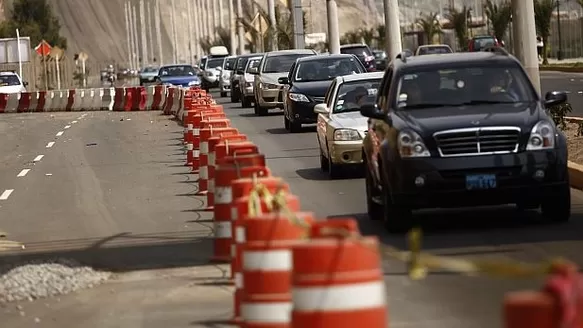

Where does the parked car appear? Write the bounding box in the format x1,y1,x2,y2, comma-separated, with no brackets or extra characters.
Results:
155,64,201,87
0,71,27,93
468,35,501,52
315,71,383,178
219,56,237,97
360,49,570,232
279,54,367,132
138,66,159,85
415,44,453,56
239,56,262,108
230,53,264,103
252,49,317,115
340,43,377,71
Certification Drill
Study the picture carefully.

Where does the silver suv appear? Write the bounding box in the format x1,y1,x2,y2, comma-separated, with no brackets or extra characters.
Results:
230,53,263,103
252,49,317,116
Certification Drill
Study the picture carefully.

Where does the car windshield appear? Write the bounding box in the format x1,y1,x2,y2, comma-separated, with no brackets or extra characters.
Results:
159,65,196,77
141,67,157,73
373,51,386,59
224,57,237,70
395,66,536,109
0,74,20,86
262,53,313,73
333,79,381,113
417,46,452,55
246,58,261,72
473,37,496,51
205,58,225,69
340,46,372,58
236,57,250,71
293,57,365,82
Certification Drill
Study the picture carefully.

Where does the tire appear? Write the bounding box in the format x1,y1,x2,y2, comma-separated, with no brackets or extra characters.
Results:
382,178,412,233
365,159,382,220
254,102,268,116
289,119,302,133
328,154,342,179
541,183,571,223
284,115,291,131
231,87,240,102
220,91,227,97
319,149,329,172
242,96,252,108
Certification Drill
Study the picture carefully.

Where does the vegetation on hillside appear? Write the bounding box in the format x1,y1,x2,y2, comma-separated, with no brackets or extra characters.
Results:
0,0,67,49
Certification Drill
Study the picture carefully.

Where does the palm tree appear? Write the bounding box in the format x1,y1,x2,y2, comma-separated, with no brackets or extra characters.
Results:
198,27,231,54
360,28,375,46
340,30,361,44
376,25,386,48
484,0,512,43
445,6,471,51
534,0,558,64
416,12,442,45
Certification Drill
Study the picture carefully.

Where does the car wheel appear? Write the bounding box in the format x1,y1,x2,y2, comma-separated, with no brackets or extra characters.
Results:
230,88,239,102
284,115,291,131
320,149,329,172
255,104,268,116
242,96,251,108
220,91,227,97
289,119,302,133
541,182,571,223
382,179,412,233
365,158,382,220
328,154,342,179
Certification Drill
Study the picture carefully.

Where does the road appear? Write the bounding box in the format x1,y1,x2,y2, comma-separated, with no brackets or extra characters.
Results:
218,94,583,328
541,71,583,116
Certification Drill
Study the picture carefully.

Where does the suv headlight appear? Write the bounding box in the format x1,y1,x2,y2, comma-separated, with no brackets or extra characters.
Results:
289,93,309,102
334,129,361,141
263,83,278,90
188,80,200,86
398,130,430,157
527,121,555,150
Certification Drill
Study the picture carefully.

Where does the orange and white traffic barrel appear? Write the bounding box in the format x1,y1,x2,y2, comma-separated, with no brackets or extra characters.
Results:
184,111,197,166
230,192,299,324
197,119,231,194
503,291,556,328
310,217,360,238
241,212,314,327
192,127,238,173
291,226,387,327
213,164,270,263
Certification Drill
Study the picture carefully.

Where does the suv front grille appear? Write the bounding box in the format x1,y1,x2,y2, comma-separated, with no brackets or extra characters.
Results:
434,127,520,157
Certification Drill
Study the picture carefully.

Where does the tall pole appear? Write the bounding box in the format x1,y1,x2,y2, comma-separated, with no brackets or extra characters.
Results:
556,0,562,60
124,1,133,68
195,0,204,58
267,0,277,51
170,0,178,63
327,0,340,53
206,0,213,40
229,0,237,55
511,0,540,93
236,0,245,54
147,0,155,63
210,0,217,34
187,0,195,63
219,0,225,28
290,0,305,49
383,0,402,59
154,0,163,65
132,3,140,67
139,0,148,66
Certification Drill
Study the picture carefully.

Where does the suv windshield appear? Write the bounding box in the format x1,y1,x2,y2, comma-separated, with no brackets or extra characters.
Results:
246,58,261,72
224,57,237,70
205,58,225,69
262,54,313,73
396,66,535,109
340,46,373,58
417,46,452,55
333,79,381,113
159,65,196,77
473,37,497,51
0,74,20,86
294,57,365,82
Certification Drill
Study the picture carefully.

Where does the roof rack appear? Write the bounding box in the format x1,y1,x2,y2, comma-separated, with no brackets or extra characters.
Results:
482,46,509,56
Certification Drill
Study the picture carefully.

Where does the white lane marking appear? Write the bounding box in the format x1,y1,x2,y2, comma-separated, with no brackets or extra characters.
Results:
56,131,64,136
17,169,30,177
46,142,55,148
64,125,71,129
0,189,13,200
71,120,78,124
33,155,44,162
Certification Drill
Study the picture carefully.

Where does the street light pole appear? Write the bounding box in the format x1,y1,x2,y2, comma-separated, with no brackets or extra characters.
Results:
556,0,562,60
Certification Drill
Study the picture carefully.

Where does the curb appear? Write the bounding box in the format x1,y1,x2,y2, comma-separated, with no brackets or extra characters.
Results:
565,116,583,190
539,66,583,73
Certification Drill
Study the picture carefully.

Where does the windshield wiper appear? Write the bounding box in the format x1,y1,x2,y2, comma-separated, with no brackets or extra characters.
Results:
454,100,521,105
402,103,451,109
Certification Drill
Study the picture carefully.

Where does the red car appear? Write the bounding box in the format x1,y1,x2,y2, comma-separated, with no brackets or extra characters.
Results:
468,35,501,52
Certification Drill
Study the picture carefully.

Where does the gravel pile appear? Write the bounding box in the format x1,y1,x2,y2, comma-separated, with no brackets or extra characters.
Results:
0,259,111,303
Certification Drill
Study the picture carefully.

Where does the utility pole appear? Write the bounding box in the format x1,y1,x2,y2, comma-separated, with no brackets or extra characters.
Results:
132,3,140,67
267,0,277,51
187,0,194,64
139,0,148,66
383,0,402,59
511,0,540,93
170,0,178,62
195,0,203,58
154,0,163,65
236,0,245,54
229,0,237,55
147,0,154,63
207,0,214,40
124,1,134,68
219,0,225,28
290,0,305,49
327,0,340,53
210,0,217,33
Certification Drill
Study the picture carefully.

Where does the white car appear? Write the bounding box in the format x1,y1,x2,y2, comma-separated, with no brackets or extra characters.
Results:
239,56,262,108
219,56,237,97
0,71,27,93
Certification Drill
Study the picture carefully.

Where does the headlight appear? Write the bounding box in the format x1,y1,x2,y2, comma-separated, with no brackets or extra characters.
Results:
263,83,279,90
334,129,361,141
398,130,430,158
289,93,309,102
527,121,555,150
188,80,200,86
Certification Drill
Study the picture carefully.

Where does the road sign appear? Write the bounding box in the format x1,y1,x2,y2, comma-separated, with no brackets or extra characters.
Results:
245,32,254,42
49,46,64,59
0,37,31,64
35,40,51,56
251,13,269,35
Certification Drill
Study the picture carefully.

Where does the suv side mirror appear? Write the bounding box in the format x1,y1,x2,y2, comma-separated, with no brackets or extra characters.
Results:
360,103,385,120
314,103,329,114
278,77,289,84
248,67,258,74
544,90,567,107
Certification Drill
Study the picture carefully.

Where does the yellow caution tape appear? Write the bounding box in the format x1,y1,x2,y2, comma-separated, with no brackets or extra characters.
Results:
0,239,25,251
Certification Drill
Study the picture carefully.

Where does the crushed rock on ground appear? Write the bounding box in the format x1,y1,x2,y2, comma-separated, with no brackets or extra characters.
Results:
0,258,111,303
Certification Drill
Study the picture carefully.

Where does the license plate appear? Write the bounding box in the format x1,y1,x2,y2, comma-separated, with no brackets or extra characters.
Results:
465,174,497,190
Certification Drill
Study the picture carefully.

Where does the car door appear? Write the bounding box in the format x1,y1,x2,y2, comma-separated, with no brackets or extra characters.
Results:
282,62,296,116
368,67,393,182
318,79,338,158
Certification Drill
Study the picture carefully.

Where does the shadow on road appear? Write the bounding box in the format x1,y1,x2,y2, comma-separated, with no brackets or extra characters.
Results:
296,167,363,181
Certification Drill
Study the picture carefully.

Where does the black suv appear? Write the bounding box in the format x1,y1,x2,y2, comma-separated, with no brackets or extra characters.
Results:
340,44,376,72
360,48,571,232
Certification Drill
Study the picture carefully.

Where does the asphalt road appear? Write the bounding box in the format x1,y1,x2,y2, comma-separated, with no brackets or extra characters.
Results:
541,71,583,116
217,93,583,328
